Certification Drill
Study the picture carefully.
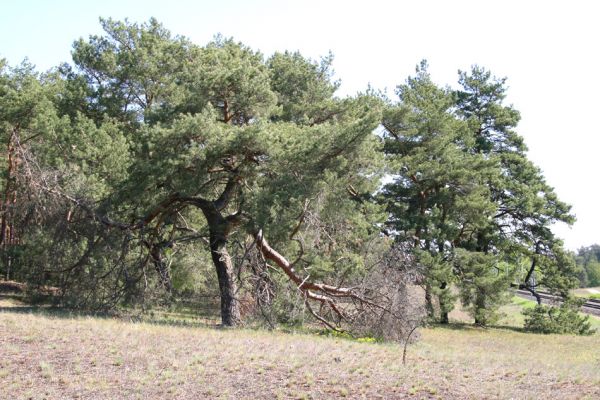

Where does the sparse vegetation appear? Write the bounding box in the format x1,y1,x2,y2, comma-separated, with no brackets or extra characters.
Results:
1,297,599,399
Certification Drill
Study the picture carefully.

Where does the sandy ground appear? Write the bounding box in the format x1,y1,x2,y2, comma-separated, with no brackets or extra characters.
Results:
2,297,600,399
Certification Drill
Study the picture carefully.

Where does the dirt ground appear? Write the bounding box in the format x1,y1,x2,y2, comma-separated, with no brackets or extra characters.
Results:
1,297,600,399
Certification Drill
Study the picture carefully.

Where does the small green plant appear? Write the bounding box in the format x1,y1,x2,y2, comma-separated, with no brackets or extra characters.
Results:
38,361,53,379
522,299,595,335
319,329,380,343
319,330,353,340
356,337,377,343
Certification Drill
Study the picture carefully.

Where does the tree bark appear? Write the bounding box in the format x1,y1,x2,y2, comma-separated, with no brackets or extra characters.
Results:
209,229,241,327
474,293,486,325
439,282,449,324
183,183,243,327
1,129,18,280
149,243,173,294
440,310,449,324
424,285,434,318
520,247,542,305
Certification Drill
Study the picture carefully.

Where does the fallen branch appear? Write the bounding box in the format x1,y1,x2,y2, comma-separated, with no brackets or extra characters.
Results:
253,229,412,331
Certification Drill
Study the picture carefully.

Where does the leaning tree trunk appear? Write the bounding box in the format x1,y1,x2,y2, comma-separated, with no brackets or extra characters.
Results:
209,229,241,327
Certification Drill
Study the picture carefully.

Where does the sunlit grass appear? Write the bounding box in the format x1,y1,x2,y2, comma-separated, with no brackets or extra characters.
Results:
450,293,600,333
572,286,600,298
1,294,599,399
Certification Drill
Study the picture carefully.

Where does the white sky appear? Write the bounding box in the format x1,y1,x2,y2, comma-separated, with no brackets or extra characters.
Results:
1,0,598,250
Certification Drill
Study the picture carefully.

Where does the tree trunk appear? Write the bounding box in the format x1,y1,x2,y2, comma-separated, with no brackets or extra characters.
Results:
1,130,17,280
424,285,434,318
520,251,542,305
149,243,173,294
439,282,449,324
440,310,449,324
191,184,243,327
474,293,486,325
209,231,241,326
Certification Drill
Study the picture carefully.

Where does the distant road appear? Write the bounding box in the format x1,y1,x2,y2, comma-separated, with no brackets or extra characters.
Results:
515,289,600,317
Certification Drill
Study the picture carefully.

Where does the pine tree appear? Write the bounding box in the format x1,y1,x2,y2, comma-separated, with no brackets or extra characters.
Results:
382,63,577,324
382,61,498,323
8,19,390,329
456,66,577,302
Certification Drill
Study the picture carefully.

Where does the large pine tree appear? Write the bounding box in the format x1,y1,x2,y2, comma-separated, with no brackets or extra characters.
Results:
382,62,577,324
2,19,389,329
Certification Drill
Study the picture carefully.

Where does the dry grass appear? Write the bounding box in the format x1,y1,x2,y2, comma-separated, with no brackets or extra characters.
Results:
1,296,600,399
573,287,600,297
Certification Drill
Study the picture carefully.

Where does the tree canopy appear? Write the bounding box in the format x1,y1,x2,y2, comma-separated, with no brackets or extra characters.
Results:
576,245,600,287
381,62,577,323
0,18,579,334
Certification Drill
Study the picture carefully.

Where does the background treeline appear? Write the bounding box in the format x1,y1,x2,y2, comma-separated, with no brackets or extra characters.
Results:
0,18,586,337
576,245,600,288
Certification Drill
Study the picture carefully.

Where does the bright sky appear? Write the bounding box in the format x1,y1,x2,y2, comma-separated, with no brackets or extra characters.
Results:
1,0,598,250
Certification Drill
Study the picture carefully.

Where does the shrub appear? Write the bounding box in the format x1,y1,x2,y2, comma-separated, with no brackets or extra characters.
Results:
522,299,595,335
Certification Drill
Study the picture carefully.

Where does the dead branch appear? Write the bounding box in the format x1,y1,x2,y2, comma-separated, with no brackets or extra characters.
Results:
254,229,425,338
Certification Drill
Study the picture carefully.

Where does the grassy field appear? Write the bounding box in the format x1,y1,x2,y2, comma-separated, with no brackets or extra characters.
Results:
2,296,600,399
573,287,600,299
449,295,600,331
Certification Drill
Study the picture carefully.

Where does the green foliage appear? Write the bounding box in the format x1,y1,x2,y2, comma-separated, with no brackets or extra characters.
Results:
585,261,600,287
454,250,512,325
522,299,595,335
70,17,194,125
417,251,456,321
575,245,600,287
1,18,578,335
268,51,339,124
2,17,392,328
381,61,576,325
190,35,277,124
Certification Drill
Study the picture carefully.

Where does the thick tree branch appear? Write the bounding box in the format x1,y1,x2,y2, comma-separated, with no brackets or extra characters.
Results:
252,229,406,331
519,241,542,304
382,122,401,140
214,173,240,211
255,230,352,296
